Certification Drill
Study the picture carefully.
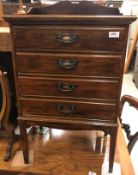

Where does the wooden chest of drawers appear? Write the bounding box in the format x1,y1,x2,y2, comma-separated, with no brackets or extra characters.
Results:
4,3,136,173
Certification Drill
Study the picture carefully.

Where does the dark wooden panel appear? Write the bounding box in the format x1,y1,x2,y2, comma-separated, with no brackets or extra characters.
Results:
4,11,135,172
19,97,117,121
18,76,120,100
16,52,122,77
13,26,125,52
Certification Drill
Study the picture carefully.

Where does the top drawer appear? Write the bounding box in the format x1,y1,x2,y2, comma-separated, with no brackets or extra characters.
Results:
13,26,126,52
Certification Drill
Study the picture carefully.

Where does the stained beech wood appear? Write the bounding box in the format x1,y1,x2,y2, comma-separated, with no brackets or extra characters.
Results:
13,26,126,52
4,3,136,173
115,122,135,175
124,23,138,74
119,95,138,153
16,53,122,77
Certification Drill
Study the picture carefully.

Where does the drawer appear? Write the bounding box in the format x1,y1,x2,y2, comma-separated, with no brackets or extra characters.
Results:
19,97,117,122
13,26,126,52
16,52,122,77
18,76,120,100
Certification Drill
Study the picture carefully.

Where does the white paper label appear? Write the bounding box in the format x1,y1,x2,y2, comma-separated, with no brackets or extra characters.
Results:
88,171,96,175
109,31,120,38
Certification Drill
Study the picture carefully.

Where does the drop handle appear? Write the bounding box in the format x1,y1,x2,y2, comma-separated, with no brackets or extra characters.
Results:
56,33,78,44
57,104,76,114
57,59,79,70
56,82,77,92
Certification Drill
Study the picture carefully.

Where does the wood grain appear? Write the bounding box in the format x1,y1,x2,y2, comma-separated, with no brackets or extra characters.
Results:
3,5,136,172
0,125,135,175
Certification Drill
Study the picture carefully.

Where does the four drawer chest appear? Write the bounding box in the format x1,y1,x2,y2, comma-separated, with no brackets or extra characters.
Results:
4,1,136,173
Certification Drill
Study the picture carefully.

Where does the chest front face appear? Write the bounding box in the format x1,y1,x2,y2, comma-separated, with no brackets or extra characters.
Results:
8,16,130,124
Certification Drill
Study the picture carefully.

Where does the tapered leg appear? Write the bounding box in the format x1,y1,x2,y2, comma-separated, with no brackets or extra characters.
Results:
18,119,29,164
109,127,118,173
3,130,14,161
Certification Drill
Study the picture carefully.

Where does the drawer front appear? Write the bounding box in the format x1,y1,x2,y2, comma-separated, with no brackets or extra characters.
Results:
18,76,120,100
13,26,126,52
16,53,122,77
19,98,117,121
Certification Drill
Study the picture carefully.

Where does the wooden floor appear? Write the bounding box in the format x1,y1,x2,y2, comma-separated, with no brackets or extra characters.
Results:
0,128,105,175
0,123,135,175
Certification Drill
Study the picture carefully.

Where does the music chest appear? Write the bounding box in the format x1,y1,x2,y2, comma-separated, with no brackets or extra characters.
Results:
4,10,136,172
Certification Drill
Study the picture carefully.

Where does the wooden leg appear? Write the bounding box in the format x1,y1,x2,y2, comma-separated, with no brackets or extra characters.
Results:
128,132,138,153
0,69,14,161
18,119,29,164
3,130,14,161
109,127,118,173
95,136,103,153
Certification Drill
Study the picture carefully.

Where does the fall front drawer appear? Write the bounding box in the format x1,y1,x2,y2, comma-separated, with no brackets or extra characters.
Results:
19,97,117,121
13,26,126,52
16,53,122,77
18,76,119,100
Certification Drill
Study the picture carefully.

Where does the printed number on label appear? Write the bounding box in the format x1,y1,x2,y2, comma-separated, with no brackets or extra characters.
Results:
109,31,120,38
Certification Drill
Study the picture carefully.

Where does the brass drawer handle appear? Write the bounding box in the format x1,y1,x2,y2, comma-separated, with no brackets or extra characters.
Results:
57,59,79,70
56,33,78,44
56,82,77,92
57,104,76,114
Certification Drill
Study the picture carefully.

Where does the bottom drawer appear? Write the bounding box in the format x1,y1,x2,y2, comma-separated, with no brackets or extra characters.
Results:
19,98,117,122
